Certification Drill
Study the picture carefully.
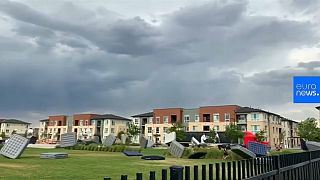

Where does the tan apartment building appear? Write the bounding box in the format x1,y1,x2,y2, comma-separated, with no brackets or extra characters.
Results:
131,112,153,143
38,119,48,139
47,115,68,141
282,118,300,148
72,114,97,140
0,119,31,137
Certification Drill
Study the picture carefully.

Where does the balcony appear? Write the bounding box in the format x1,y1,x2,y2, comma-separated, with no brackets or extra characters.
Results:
237,119,247,124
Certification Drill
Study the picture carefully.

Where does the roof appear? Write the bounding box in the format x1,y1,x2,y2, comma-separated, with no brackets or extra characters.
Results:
316,106,320,110
236,107,280,117
39,119,49,122
0,119,31,124
92,114,131,121
131,112,153,118
200,104,240,108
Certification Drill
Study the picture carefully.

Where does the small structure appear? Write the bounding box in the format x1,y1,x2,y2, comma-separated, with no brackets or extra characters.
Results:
103,134,116,147
40,152,68,159
60,133,76,147
168,140,185,158
0,134,29,159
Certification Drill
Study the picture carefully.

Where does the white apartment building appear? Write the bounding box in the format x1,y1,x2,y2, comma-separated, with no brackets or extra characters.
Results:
0,119,31,137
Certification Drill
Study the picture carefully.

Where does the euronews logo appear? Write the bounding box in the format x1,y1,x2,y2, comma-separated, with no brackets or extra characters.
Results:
293,76,320,103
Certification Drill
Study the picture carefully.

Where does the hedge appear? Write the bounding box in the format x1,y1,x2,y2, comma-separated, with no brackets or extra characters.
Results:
64,144,142,153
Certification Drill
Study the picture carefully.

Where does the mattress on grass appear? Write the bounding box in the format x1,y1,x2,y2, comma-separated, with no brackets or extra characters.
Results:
141,156,165,160
60,133,76,147
231,145,256,159
248,141,268,156
0,134,29,159
123,151,143,156
306,141,320,151
40,152,68,159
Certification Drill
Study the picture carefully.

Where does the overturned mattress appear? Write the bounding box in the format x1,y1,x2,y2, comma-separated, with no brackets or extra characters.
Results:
141,156,165,160
306,141,320,151
123,151,143,156
231,145,256,159
40,152,68,159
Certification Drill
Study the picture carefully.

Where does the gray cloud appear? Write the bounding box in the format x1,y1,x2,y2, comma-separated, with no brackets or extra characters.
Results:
0,0,319,123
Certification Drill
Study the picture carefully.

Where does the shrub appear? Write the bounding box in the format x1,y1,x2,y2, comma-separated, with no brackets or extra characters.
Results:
205,149,224,159
182,148,193,158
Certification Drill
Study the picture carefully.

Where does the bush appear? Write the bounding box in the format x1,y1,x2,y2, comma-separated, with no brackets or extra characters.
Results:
205,149,224,159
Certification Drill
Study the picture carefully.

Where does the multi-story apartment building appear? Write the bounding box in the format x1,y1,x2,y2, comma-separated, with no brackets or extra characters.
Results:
47,115,73,141
72,114,97,140
282,118,300,148
0,119,31,137
236,107,284,147
38,119,48,139
131,112,153,142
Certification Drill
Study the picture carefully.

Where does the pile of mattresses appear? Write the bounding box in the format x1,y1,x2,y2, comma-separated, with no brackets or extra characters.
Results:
231,145,256,159
40,153,68,159
247,141,268,156
0,134,29,159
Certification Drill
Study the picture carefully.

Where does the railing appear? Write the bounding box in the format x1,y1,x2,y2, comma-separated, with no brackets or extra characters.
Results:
104,150,320,180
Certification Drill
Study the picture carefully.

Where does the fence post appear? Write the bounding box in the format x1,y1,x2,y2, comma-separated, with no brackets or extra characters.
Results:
136,173,143,180
275,155,282,180
162,169,167,180
150,171,156,180
170,165,184,180
185,166,190,180
309,151,313,180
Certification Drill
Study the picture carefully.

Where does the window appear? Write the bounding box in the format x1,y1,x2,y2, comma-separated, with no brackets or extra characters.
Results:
213,113,220,122
203,126,210,131
224,113,230,122
54,121,57,126
6,129,9,133
49,121,53,126
214,125,219,131
6,124,10,127
192,126,196,131
156,117,160,124
163,127,168,133
148,117,153,124
79,120,83,126
184,115,190,123
111,121,115,125
85,120,88,126
134,119,139,125
252,125,260,134
156,127,160,134
104,128,108,133
251,113,259,120
111,128,115,133
49,129,52,133
273,127,275,133
264,114,268,120
90,128,93,133
148,127,152,133
63,128,66,132
163,116,169,124
195,115,199,122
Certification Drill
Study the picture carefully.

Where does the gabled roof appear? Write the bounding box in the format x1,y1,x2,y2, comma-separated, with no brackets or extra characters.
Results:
131,112,153,118
92,114,131,121
0,119,31,124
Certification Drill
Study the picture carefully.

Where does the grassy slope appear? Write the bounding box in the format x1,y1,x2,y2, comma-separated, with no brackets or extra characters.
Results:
0,148,221,180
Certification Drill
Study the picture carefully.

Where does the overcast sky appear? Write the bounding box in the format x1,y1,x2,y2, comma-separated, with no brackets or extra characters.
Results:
0,0,319,125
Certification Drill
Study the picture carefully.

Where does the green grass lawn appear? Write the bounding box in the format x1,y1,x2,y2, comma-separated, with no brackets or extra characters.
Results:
0,148,221,180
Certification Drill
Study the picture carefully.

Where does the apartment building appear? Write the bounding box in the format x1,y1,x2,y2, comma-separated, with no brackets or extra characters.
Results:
236,107,284,147
47,115,70,141
0,119,31,137
131,112,153,139
72,114,97,140
282,118,300,148
38,119,48,139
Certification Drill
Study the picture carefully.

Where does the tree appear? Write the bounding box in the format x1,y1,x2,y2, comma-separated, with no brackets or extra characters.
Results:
117,131,125,139
0,132,5,139
208,128,216,142
225,123,244,143
169,122,186,141
298,118,320,141
128,124,141,137
255,130,266,142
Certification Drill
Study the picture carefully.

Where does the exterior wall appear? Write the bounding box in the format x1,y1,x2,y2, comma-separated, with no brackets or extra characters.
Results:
186,122,229,132
199,105,240,123
153,108,183,124
38,121,48,140
282,120,300,148
72,114,97,140
101,119,129,139
48,115,67,141
144,123,173,144
0,123,29,137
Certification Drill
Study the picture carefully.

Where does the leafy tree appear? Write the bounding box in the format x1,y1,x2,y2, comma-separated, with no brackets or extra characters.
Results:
255,130,266,142
128,124,141,137
298,118,320,141
0,132,5,139
169,122,186,141
117,131,125,139
225,123,244,143
208,128,217,142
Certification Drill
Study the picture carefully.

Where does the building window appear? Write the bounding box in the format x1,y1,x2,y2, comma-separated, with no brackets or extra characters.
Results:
6,124,10,127
213,113,220,122
224,113,230,122
203,126,210,131
49,121,53,126
163,127,168,133
90,128,93,133
111,128,115,133
156,127,160,134
251,113,259,120
112,121,115,125
192,126,196,131
252,125,260,134
148,127,152,133
6,129,9,133
134,119,139,125
79,120,83,126
85,120,88,126
163,116,169,124
148,117,153,124
104,128,108,133
214,125,219,131
156,117,160,124
184,115,190,123
195,115,199,122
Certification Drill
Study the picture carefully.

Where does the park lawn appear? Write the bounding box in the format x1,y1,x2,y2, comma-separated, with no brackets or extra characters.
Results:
0,148,221,180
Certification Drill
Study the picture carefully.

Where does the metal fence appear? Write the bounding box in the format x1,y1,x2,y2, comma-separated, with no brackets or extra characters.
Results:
104,150,320,180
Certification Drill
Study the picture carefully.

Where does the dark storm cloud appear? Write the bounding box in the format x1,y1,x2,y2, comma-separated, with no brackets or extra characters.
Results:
0,0,319,123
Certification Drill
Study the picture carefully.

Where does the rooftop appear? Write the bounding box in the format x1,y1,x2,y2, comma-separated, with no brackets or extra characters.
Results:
132,112,153,118
39,119,49,122
0,119,31,124
92,114,131,121
236,107,280,117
